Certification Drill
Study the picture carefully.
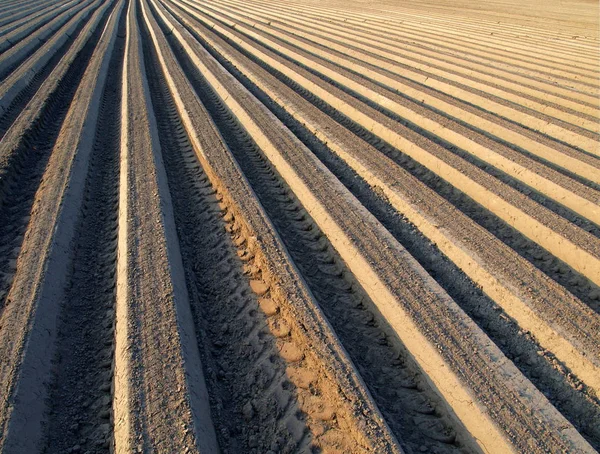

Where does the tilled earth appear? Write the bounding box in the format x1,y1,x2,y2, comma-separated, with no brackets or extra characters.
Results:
0,0,598,452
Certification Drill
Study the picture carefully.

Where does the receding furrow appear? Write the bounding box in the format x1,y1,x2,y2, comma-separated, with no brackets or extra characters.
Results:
207,0,600,156
230,0,598,88
207,0,600,68
302,134,600,449
156,15,462,451
160,2,600,447
200,98,464,452
144,48,375,453
0,0,113,317
0,0,59,18
41,11,124,453
137,2,404,452
290,56,600,218
0,0,113,134
0,6,91,139
0,0,66,33
140,2,403,452
0,0,97,82
181,0,600,198
172,3,597,174
0,0,77,54
240,46,600,314
0,0,597,450
192,0,600,138
277,1,599,60
149,1,596,451
222,0,599,79
148,74,314,454
0,0,123,448
113,3,219,451
0,0,60,29
280,60,600,235
205,0,599,112
354,8,599,52
204,37,600,446
164,0,600,324
210,1,597,112
0,0,40,18
174,4,600,291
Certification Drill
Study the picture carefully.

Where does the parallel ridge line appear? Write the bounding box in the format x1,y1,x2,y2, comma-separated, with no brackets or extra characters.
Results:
0,1,122,449
192,0,600,142
239,0,600,70
206,0,600,168
202,0,599,110
0,0,104,113
168,0,600,290
152,1,596,452
208,0,598,92
210,0,598,98
140,1,403,451
0,0,79,52
360,18,600,64
162,0,600,401
191,0,600,211
0,0,59,17
307,1,600,52
0,0,96,80
113,1,218,452
0,0,65,29
361,5,600,48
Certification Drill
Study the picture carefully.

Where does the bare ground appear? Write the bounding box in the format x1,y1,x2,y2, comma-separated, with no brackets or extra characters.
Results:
0,0,598,452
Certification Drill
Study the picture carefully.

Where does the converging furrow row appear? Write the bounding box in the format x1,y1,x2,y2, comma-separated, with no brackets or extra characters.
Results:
0,0,598,452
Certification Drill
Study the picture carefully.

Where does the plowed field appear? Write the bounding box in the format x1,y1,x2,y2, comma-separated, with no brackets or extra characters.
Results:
0,0,598,452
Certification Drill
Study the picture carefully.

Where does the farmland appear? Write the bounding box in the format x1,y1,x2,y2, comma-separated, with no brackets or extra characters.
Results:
0,0,598,452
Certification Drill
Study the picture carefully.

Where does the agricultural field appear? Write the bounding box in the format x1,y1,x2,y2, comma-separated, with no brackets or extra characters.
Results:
0,0,598,452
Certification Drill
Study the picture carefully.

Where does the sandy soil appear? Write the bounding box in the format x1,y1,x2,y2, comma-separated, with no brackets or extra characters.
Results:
0,0,598,452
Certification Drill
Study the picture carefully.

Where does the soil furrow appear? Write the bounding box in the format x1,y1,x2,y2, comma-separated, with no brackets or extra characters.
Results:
207,0,600,102
140,2,403,451
0,1,92,81
160,9,600,448
204,0,599,110
143,35,380,453
185,0,600,224
0,0,78,54
149,1,596,451
0,0,111,127
197,0,600,150
113,2,218,451
41,9,125,453
0,0,62,29
174,6,599,156
0,0,114,319
221,0,599,73
197,7,600,285
196,0,600,131
182,11,600,312
152,7,462,450
360,9,600,50
278,1,600,58
208,0,600,154
223,0,600,85
165,0,600,303
0,4,94,139
0,0,122,448
244,4,599,88
0,0,597,450
0,0,97,82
